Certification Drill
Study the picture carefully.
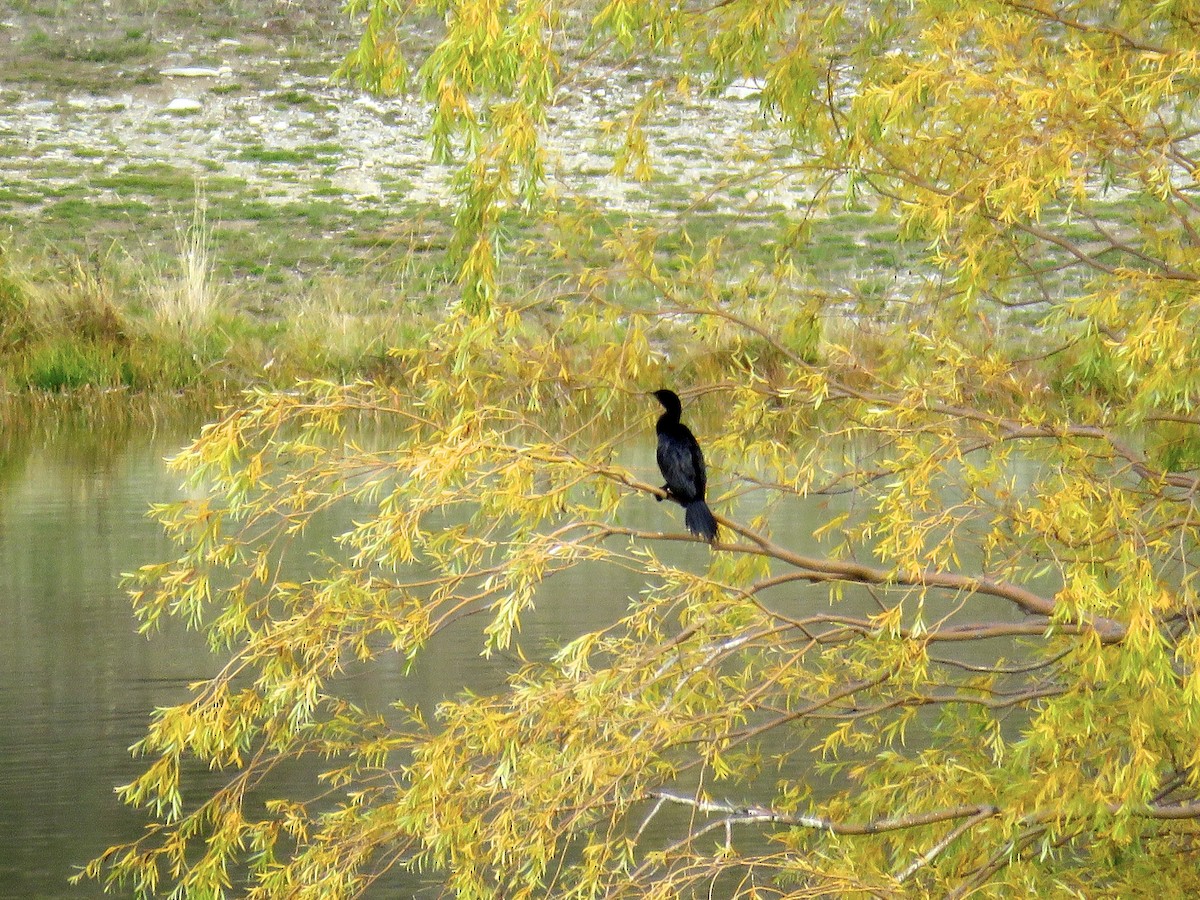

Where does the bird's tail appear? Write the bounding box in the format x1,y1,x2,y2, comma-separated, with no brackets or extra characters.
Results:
685,500,719,543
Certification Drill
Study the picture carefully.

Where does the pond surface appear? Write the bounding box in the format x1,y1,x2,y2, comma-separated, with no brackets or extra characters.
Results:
0,414,734,897
0,418,204,898
0,412,1036,898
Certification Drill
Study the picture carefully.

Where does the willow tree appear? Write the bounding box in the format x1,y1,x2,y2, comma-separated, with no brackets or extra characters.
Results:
83,1,1200,897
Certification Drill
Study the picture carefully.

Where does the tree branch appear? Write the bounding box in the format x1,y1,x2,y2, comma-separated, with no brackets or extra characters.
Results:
644,790,998,836
895,806,996,883
593,490,1127,643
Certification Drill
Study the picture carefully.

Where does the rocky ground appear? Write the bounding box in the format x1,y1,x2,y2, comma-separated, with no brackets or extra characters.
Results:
0,1,814,283
0,0,924,403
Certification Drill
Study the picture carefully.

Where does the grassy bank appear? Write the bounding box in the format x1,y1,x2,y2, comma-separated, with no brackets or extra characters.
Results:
0,0,935,400
0,229,442,394
0,187,933,396
0,0,953,400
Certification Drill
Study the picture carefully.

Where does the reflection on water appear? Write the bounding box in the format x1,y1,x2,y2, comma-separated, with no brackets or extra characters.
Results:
0,413,720,897
0,415,209,898
0,410,1039,897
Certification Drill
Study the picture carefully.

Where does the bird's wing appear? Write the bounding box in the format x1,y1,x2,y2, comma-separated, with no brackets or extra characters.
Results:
687,429,707,497
657,432,699,502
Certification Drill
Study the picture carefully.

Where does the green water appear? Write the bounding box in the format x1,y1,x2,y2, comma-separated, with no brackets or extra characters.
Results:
0,415,719,897
0,413,1035,898
0,419,203,897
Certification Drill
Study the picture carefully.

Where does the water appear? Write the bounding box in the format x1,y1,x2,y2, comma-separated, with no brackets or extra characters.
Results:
0,415,722,898
0,418,209,898
0,413,1037,898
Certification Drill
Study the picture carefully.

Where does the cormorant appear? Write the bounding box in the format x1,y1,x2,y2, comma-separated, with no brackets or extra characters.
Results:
651,389,718,542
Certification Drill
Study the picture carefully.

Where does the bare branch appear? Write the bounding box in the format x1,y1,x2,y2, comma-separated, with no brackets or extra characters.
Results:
593,502,1127,643
644,790,999,836
895,806,997,883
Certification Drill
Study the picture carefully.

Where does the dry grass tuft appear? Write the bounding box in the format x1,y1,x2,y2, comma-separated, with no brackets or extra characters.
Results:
150,189,223,335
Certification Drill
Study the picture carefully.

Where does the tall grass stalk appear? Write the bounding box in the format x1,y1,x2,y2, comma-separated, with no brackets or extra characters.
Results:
153,188,221,335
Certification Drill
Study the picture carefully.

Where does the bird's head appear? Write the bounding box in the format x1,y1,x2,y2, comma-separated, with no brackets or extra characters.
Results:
651,389,683,415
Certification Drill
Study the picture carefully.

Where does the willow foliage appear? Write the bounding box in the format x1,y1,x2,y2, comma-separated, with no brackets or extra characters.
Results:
84,1,1200,897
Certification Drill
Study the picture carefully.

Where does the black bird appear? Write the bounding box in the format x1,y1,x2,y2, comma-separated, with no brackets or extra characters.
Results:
651,389,718,542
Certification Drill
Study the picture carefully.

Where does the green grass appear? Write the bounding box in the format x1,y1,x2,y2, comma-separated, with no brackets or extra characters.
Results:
96,164,202,201
43,197,154,222
21,28,53,52
0,236,451,395
3,22,163,91
310,183,347,198
0,187,46,204
23,341,131,392
236,146,317,164
69,30,156,64
270,89,334,113
236,143,343,165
